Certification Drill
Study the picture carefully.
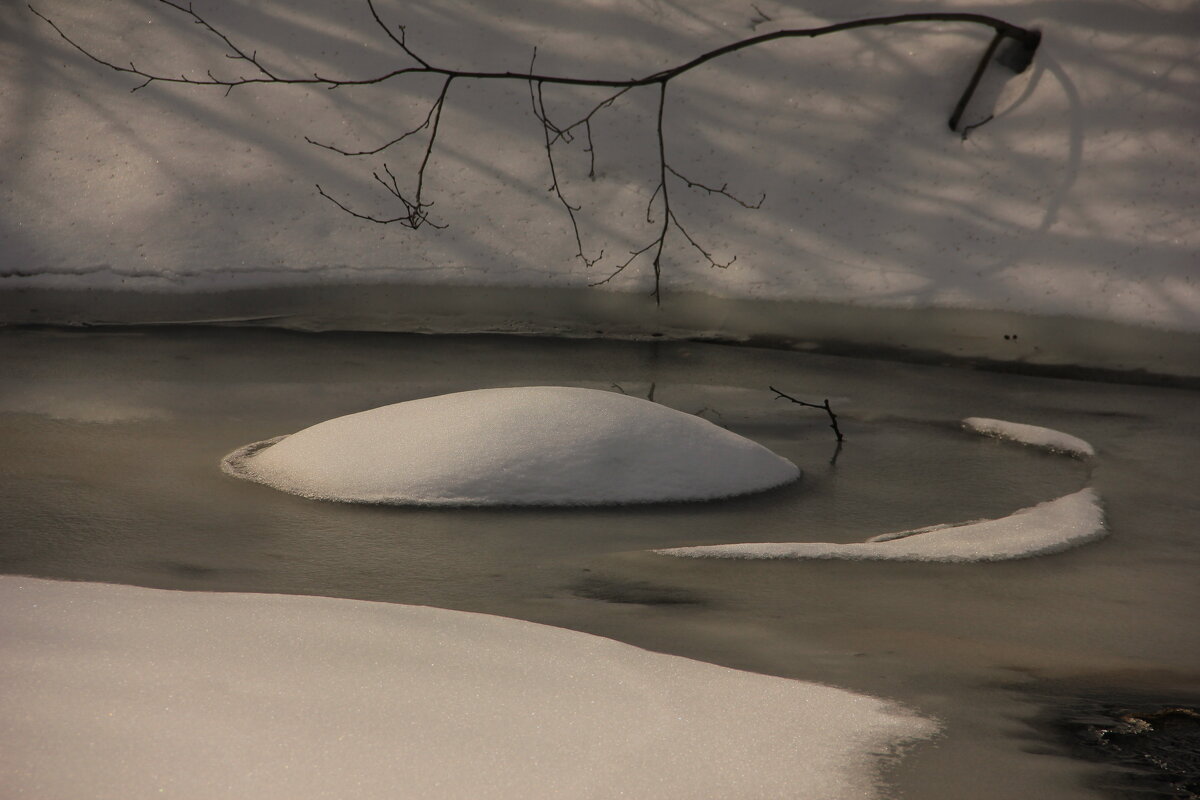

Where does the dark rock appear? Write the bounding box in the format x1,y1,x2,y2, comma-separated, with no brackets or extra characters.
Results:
1054,698,1200,799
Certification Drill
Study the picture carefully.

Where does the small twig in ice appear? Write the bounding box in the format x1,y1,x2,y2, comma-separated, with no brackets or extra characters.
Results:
770,386,844,442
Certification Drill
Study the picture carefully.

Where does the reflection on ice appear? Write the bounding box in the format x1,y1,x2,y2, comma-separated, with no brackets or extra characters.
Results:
0,576,935,800
656,488,1105,562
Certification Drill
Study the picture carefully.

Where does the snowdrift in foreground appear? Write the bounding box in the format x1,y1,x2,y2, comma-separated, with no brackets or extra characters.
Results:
657,489,1105,562
0,577,934,800
222,386,799,506
963,418,1095,457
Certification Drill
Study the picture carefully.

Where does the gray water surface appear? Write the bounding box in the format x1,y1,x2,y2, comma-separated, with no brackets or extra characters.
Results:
2,327,1197,799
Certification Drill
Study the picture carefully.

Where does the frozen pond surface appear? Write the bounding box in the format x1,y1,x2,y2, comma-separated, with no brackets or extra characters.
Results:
2,326,1198,799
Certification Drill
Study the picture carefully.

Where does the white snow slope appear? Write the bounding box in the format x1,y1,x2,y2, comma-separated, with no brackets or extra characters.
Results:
657,488,1105,562
0,576,935,800
222,387,799,505
963,417,1095,457
4,0,1197,331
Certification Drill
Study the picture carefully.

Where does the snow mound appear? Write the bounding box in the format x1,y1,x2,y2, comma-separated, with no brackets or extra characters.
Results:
0,577,935,800
656,488,1105,562
963,417,1095,457
222,386,799,506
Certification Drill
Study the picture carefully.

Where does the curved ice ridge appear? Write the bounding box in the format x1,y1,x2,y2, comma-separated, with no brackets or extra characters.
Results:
656,488,1106,562
963,417,1095,457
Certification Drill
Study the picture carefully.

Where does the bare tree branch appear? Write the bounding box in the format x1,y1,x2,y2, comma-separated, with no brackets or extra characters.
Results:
589,238,661,289
668,209,736,270
34,5,1038,94
665,164,764,210
31,2,1040,301
310,75,452,228
364,0,430,68
304,75,451,157
527,51,606,269
647,82,671,303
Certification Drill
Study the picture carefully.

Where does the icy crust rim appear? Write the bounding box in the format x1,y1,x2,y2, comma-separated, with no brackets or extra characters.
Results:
220,436,287,480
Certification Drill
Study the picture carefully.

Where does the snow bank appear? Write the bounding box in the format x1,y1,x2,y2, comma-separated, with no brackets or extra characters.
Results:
222,386,799,505
0,577,935,800
963,417,1095,457
657,488,1105,562
6,0,1198,334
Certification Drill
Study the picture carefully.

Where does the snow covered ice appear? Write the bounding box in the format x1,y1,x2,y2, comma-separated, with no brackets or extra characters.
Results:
222,386,799,505
657,488,1106,562
963,418,1096,458
0,576,935,800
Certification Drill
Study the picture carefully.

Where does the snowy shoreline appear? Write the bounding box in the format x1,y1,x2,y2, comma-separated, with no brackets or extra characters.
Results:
1,576,936,800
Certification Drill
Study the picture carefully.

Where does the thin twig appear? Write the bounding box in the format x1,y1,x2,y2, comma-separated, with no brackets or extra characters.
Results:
589,239,656,287
365,0,430,68
665,164,764,209
770,386,845,442
305,76,450,157
668,209,735,269
529,57,603,268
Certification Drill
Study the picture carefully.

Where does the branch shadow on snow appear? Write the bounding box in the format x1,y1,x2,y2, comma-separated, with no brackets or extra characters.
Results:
7,0,1198,327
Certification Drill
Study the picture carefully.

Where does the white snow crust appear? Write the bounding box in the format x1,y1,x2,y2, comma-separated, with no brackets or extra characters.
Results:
222,386,799,505
657,488,1105,562
963,417,1095,457
0,576,935,800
